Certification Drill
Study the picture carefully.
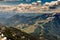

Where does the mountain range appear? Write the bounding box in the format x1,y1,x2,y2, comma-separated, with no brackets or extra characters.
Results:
0,13,60,40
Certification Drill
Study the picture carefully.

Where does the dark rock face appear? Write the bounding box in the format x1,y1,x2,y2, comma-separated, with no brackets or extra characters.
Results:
42,13,60,40
0,25,39,40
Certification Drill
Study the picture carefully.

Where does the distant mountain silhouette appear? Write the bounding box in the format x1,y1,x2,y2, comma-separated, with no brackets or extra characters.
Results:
5,14,35,26
5,14,46,26
0,13,56,26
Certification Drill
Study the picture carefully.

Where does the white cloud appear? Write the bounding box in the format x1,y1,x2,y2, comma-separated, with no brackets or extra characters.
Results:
44,1,58,6
57,0,60,1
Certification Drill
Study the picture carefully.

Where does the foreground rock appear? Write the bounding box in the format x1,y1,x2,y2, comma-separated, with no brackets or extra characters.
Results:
0,24,40,40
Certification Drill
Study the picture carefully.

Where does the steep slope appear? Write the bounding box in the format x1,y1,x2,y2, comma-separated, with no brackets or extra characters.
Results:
31,13,60,40
15,13,60,40
0,24,40,40
42,13,60,40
